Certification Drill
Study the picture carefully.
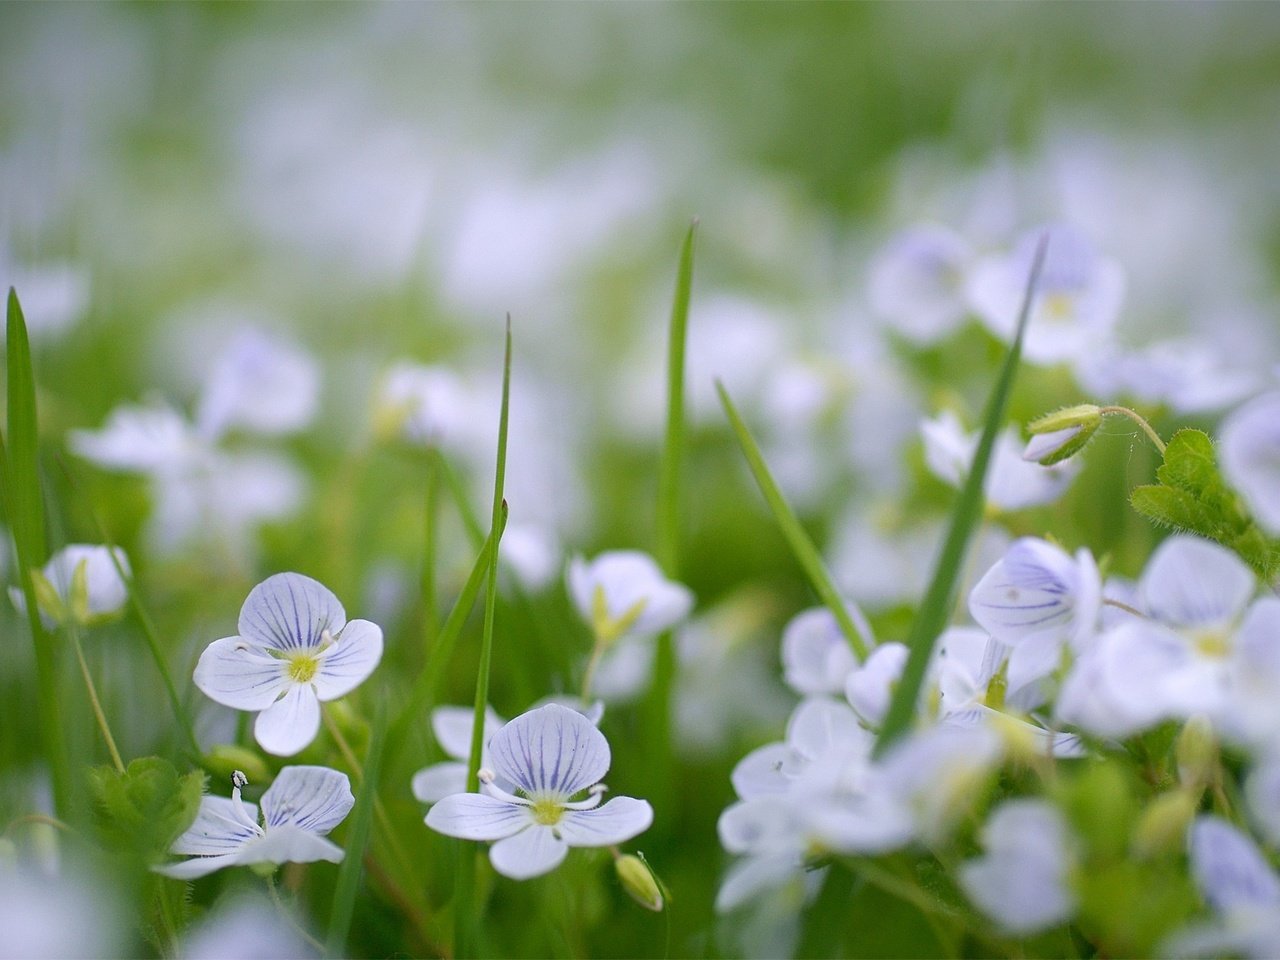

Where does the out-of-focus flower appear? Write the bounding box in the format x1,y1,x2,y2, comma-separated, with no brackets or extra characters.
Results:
967,223,1125,366
921,411,1079,511
568,550,693,645
372,362,479,450
425,704,653,880
0,860,124,959
959,799,1076,935
1163,817,1280,959
780,605,872,698
1074,339,1258,415
844,642,909,728
499,523,561,593
867,224,974,343
156,767,354,880
9,543,129,629
195,329,319,440
193,573,383,756
0,253,90,339
180,891,314,959
1220,391,1280,536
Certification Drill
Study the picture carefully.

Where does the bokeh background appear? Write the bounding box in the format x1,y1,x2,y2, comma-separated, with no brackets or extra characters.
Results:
4,3,1280,957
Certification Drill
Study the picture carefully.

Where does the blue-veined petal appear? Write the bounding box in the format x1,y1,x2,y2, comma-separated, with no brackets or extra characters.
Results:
311,618,383,701
425,793,531,841
193,636,286,711
260,766,353,834
487,703,609,799
555,797,652,847
489,824,568,880
254,684,322,756
238,572,346,652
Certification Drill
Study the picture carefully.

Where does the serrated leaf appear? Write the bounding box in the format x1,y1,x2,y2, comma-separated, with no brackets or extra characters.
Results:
1130,485,1217,535
89,756,206,864
1154,429,1218,494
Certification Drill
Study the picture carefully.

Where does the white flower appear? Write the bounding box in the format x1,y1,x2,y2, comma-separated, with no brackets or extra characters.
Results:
966,223,1125,366
0,860,123,959
69,403,201,474
499,523,561,593
373,362,479,450
425,704,653,880
180,891,313,959
156,767,354,880
780,605,872,698
9,543,129,629
844,642,909,727
921,411,1078,512
1074,339,1258,415
959,799,1076,935
193,573,383,756
867,224,974,343
1163,817,1280,959
195,329,319,440
1220,391,1280,536
567,550,693,643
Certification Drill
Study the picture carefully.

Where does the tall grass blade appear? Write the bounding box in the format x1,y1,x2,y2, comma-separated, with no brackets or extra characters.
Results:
656,219,696,577
326,699,388,958
4,287,71,818
718,382,869,661
873,236,1048,757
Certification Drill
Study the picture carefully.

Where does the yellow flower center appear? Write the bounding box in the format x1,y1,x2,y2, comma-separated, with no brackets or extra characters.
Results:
287,652,321,683
1042,292,1075,321
530,798,564,826
1192,629,1231,659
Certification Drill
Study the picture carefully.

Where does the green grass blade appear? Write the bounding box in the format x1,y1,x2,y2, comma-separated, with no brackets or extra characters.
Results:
4,287,71,819
873,236,1048,758
457,316,512,959
718,381,869,661
656,219,696,577
326,698,389,958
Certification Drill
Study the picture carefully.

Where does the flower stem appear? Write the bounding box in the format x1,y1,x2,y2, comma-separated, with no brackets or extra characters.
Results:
68,625,124,774
1100,406,1166,455
267,873,326,954
580,637,606,702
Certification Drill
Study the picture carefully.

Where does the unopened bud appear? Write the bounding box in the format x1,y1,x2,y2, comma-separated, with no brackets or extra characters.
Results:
1023,404,1103,465
616,853,665,912
203,745,270,785
1132,790,1198,859
1176,715,1218,790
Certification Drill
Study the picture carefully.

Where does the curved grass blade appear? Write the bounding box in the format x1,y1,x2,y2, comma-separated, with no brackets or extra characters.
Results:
718,381,869,661
873,236,1048,757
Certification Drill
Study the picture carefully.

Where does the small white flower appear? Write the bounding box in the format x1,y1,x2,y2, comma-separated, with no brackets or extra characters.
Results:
780,605,872,698
959,799,1076,935
567,550,693,644
193,573,383,756
373,362,478,450
867,224,974,344
156,767,354,880
69,403,201,475
424,703,653,880
966,223,1125,366
9,544,130,629
844,642,909,727
195,329,320,441
180,891,313,960
499,523,562,593
1220,391,1280,536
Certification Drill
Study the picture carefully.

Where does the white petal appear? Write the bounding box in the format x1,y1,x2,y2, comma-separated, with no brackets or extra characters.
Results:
969,538,1078,644
1190,817,1280,912
412,763,469,804
1141,536,1254,630
715,853,805,913
730,743,791,801
489,824,568,880
43,545,130,619
171,795,261,856
431,705,504,761
487,703,609,798
717,798,803,856
154,853,242,880
193,636,287,711
238,573,346,652
254,685,322,756
426,794,531,841
1220,391,1280,535
556,797,653,847
260,766,354,834
567,551,692,636
236,826,345,867
1246,759,1280,848
312,619,383,700
845,642,908,727
780,607,862,697
69,403,198,474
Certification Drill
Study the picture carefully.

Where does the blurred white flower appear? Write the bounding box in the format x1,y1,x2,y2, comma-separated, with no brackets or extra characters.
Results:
0,860,123,959
1074,339,1258,415
568,550,693,644
959,799,1076,935
867,224,974,343
373,362,480,451
844,641,909,727
1220,391,1280,536
195,329,319,440
425,704,653,880
69,403,201,473
8,543,129,629
967,223,1125,366
780,605,872,698
499,523,561,593
156,767,354,880
0,256,90,339
193,573,383,756
180,892,314,960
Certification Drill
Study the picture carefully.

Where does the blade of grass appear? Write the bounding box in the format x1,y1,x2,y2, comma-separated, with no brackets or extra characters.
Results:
873,236,1048,758
421,453,441,639
458,316,512,959
326,698,388,958
718,382,869,661
3,288,71,819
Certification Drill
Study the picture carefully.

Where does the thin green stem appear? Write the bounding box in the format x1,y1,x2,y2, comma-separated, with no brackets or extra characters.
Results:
1100,405,1166,454
421,451,441,640
656,220,696,578
68,626,124,773
580,638,606,702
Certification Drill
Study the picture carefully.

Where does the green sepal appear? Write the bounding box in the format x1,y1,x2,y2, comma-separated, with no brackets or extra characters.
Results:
87,756,206,866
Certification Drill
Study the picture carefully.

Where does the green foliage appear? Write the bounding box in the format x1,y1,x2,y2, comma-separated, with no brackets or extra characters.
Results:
87,756,205,864
1130,428,1280,579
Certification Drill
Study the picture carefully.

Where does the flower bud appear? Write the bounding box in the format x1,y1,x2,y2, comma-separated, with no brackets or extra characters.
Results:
1132,790,1198,859
1022,404,1103,465
1175,715,1218,791
615,853,665,912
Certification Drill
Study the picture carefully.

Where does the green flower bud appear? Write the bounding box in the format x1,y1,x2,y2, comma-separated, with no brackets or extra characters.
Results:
615,853,665,912
1132,790,1198,859
203,744,271,785
1175,715,1218,790
1023,404,1103,466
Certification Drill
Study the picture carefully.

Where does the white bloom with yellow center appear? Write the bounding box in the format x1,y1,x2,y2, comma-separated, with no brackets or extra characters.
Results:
194,572,383,756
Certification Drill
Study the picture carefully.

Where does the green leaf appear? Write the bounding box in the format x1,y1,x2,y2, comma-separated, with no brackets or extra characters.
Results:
875,235,1048,757
88,756,205,864
719,381,869,661
1130,427,1280,579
